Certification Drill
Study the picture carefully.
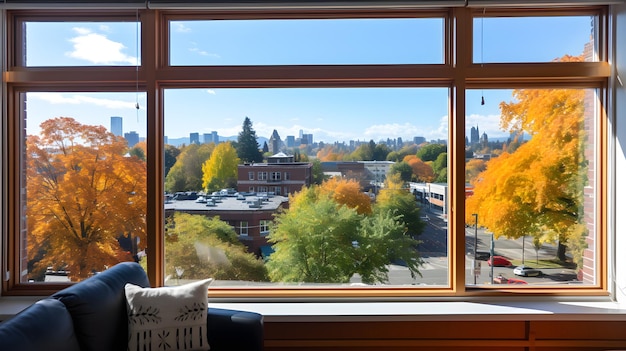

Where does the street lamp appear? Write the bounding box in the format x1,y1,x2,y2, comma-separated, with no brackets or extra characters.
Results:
472,213,478,285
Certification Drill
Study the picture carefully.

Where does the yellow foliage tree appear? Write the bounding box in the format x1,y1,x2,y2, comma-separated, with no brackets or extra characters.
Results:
465,158,486,184
26,117,147,280
201,142,240,192
467,79,588,265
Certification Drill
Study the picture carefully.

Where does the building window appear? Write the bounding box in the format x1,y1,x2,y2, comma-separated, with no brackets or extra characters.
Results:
240,221,248,236
270,171,281,182
3,6,608,298
260,220,271,236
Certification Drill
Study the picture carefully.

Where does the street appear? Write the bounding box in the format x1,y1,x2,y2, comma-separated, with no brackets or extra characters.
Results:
351,208,579,286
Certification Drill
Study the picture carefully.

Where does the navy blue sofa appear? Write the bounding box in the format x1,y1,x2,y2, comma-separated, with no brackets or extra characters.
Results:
0,262,264,351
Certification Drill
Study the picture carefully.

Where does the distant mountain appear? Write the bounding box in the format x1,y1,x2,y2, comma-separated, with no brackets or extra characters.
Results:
165,135,269,147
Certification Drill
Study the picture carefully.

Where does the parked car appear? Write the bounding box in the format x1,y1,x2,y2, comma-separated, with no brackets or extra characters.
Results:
487,255,512,267
513,265,542,277
493,274,528,284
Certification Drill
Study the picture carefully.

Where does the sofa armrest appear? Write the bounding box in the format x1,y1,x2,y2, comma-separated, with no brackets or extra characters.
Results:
207,307,264,351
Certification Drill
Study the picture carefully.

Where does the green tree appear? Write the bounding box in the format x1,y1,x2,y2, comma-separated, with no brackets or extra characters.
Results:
26,117,147,280
236,117,263,163
165,213,268,282
373,143,391,161
389,161,413,183
267,184,422,284
201,142,240,192
311,158,326,185
375,183,425,238
416,143,447,162
164,144,181,178
432,152,447,176
165,143,214,192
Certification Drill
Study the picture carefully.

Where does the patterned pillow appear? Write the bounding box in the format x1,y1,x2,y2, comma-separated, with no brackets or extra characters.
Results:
125,279,213,351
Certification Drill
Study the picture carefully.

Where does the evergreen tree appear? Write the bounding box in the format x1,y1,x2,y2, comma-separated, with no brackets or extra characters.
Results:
236,117,263,163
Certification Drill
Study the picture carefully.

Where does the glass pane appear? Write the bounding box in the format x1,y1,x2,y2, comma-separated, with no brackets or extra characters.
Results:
169,18,444,65
163,87,450,287
473,16,597,63
25,22,141,66
21,92,147,282
465,88,597,287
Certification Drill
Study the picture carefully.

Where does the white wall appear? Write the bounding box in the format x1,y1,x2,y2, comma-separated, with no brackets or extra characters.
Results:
613,3,626,303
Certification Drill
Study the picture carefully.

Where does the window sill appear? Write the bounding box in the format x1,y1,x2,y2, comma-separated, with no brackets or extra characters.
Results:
3,296,626,323
208,300,626,323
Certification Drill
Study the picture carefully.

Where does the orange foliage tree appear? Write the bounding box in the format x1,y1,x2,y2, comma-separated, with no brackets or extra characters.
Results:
403,155,435,182
466,81,588,264
316,145,345,161
26,117,147,280
318,177,372,215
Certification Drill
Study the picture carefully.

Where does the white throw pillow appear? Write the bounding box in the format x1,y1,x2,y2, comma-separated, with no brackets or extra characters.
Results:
125,279,213,351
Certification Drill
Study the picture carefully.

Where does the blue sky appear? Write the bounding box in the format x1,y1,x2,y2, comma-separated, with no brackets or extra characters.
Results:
24,16,592,144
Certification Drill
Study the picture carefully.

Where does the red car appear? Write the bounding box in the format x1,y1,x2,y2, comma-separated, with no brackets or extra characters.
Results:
487,255,512,267
494,275,528,284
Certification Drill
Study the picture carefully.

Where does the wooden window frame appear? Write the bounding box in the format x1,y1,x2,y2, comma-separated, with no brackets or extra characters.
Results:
2,6,609,299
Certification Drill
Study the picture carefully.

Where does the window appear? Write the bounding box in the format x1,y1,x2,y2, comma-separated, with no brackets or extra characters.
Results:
3,5,609,298
169,18,444,65
240,221,249,236
22,21,141,67
260,220,271,236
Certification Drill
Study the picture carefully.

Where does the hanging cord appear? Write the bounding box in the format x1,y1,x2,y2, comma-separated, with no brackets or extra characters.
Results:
480,9,485,105
135,8,140,120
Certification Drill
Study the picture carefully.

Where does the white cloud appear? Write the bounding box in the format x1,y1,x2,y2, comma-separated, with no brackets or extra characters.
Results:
29,93,137,110
206,90,216,95
189,47,220,58
66,27,137,65
172,22,191,33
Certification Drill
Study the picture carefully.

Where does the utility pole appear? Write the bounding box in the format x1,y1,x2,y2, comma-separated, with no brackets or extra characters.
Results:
473,213,478,285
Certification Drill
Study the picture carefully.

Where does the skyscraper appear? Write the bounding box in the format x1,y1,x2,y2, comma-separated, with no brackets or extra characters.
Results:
111,116,123,136
190,132,200,144
124,131,139,147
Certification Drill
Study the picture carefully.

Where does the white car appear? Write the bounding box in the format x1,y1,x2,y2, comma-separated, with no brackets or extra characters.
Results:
513,265,542,277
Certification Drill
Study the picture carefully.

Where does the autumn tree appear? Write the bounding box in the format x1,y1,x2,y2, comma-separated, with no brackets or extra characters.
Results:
236,117,263,163
316,145,345,161
165,143,214,192
318,177,372,215
26,117,147,280
386,144,418,162
165,212,268,282
266,185,422,284
202,142,240,192
466,83,588,266
403,155,435,182
465,158,486,183
129,141,147,161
